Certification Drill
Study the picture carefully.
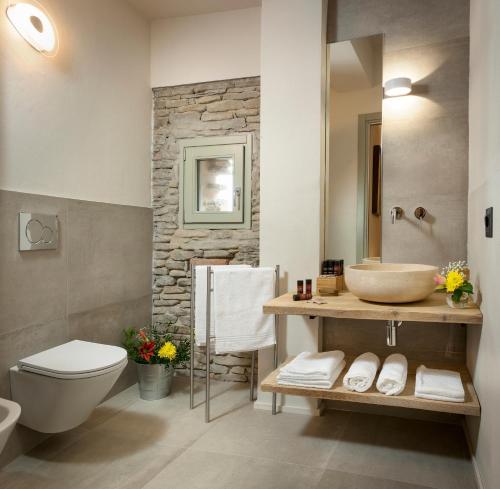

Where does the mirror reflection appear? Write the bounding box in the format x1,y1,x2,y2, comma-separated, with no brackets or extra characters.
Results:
327,34,383,266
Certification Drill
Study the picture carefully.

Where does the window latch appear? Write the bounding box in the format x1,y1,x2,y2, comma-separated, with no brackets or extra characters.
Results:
233,187,241,211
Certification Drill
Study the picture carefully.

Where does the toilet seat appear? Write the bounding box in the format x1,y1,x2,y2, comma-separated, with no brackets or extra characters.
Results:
18,340,128,380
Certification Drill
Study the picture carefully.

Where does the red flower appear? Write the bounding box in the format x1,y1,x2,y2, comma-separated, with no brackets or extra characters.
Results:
139,340,155,362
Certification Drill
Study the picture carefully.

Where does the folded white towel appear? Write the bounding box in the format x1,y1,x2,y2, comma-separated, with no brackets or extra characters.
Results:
278,361,346,389
415,365,465,402
213,267,276,354
376,353,408,396
279,351,345,378
194,264,250,347
343,352,380,392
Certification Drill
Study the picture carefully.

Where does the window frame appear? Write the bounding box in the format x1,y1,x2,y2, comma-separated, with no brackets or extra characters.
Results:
179,134,253,229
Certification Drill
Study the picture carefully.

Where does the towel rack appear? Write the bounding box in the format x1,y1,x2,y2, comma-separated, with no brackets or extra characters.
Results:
189,264,280,422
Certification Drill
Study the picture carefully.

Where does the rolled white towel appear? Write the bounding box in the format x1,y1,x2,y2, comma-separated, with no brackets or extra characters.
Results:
278,360,346,389
415,365,465,402
279,350,345,378
376,353,408,396
343,352,380,392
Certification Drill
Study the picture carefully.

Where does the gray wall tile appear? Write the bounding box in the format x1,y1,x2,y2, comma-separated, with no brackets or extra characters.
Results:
0,191,68,336
67,200,152,314
328,0,469,52
325,1,469,361
0,190,152,467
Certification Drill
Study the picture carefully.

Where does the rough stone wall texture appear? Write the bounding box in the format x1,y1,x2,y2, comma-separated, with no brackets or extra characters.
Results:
152,77,260,382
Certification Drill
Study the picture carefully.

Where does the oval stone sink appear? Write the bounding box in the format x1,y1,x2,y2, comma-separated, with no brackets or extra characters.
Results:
345,263,439,303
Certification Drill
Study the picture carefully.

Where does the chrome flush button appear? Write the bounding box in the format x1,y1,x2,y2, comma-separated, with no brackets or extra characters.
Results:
19,212,58,251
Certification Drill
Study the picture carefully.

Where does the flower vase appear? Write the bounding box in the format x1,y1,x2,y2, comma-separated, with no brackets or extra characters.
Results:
136,363,174,400
446,293,470,309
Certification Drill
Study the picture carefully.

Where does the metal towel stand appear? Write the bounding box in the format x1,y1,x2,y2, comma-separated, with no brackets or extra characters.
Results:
189,264,280,422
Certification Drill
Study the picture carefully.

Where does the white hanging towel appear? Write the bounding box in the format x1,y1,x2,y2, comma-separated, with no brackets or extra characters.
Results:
415,365,465,402
279,351,345,379
213,267,276,354
376,353,408,396
277,360,346,389
194,264,250,347
343,352,380,392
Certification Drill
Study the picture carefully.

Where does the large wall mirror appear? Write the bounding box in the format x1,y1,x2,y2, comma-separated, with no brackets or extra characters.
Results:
326,34,383,266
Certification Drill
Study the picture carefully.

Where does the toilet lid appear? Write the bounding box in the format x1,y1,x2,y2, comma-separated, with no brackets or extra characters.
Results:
18,340,128,378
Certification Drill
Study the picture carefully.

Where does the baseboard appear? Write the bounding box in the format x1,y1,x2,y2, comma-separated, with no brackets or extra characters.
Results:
461,418,485,489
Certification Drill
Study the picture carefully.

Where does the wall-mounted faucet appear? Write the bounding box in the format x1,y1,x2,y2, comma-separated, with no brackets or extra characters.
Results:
390,206,403,224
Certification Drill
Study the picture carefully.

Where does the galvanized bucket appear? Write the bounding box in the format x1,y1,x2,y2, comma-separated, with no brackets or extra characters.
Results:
136,363,174,401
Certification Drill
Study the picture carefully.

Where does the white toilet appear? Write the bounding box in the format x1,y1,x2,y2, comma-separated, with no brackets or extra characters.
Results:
10,340,128,433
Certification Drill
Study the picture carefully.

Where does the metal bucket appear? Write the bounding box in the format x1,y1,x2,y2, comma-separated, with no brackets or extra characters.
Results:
136,363,174,401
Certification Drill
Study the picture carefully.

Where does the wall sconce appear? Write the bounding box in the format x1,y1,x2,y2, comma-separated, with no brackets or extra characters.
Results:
384,77,412,97
6,1,58,55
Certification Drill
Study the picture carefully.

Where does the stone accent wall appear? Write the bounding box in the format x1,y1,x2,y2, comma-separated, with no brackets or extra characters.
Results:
152,77,260,382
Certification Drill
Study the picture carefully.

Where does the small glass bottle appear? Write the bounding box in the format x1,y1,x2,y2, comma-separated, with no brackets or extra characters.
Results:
297,280,304,295
305,279,312,299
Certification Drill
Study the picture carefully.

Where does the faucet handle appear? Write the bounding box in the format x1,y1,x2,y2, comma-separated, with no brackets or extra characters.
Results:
414,206,427,220
390,206,403,224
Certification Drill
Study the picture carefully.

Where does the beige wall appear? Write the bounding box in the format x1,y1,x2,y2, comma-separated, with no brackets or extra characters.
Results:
0,0,151,207
327,86,382,266
467,1,500,488
258,0,326,415
151,7,261,88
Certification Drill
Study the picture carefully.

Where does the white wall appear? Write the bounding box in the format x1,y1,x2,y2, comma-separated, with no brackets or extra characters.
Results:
467,1,500,488
151,7,260,88
257,0,326,415
328,86,381,265
0,0,151,207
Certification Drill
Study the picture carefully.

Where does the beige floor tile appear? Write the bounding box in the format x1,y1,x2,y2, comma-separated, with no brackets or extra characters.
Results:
91,378,250,448
0,378,478,489
190,404,351,468
327,413,477,489
317,470,432,489
142,448,324,489
1,429,185,489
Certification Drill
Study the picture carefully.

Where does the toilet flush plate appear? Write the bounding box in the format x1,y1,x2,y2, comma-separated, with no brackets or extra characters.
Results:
19,212,59,251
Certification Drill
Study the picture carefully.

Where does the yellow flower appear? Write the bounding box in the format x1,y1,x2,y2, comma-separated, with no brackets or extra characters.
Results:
446,270,464,293
158,341,176,361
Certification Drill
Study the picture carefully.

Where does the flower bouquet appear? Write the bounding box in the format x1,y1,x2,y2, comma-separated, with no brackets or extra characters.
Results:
434,261,473,308
122,325,190,400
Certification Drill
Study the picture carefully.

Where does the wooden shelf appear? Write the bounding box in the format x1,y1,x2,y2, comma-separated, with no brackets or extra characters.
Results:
263,292,482,324
261,358,481,417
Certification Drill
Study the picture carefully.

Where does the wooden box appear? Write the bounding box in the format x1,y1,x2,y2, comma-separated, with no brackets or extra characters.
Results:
316,275,345,296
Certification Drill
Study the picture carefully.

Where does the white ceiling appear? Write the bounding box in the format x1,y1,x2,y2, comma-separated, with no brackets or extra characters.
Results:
125,0,261,20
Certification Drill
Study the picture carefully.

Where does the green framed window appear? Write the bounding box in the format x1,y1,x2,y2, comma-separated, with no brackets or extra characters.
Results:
181,135,252,229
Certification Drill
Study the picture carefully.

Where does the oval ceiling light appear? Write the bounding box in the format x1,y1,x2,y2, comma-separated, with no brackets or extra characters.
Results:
384,77,412,97
6,1,58,56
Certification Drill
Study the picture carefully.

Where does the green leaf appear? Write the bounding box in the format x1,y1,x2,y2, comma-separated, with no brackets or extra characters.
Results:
461,282,473,293
452,289,463,303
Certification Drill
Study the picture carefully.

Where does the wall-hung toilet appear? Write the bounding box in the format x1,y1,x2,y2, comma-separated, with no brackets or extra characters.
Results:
10,340,127,433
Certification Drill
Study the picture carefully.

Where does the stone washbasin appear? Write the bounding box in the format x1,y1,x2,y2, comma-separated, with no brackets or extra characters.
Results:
345,263,439,303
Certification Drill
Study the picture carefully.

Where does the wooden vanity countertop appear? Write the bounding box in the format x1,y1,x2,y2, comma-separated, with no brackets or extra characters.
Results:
263,292,483,324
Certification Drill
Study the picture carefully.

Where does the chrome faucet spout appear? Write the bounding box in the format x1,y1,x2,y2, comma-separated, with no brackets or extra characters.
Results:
390,206,403,224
